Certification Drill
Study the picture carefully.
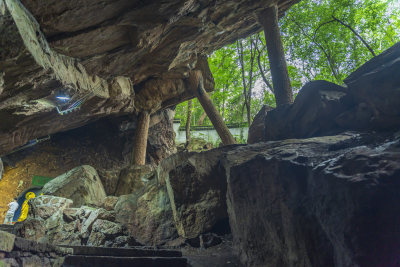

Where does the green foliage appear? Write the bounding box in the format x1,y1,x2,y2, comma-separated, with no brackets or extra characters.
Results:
281,0,400,84
233,134,247,144
175,0,400,127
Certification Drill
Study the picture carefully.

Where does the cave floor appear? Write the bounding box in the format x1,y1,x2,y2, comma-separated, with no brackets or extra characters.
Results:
182,240,243,267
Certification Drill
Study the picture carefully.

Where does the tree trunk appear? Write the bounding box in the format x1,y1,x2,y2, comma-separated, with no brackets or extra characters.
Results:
258,5,293,106
185,100,192,145
189,71,236,145
132,111,150,165
197,111,207,126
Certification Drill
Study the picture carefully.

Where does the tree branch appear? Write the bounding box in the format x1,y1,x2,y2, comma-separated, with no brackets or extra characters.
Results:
252,38,274,92
332,16,376,56
290,17,339,80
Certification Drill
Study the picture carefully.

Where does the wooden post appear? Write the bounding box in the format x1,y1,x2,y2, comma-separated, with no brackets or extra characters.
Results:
132,111,150,165
258,5,293,106
185,100,192,146
189,71,236,145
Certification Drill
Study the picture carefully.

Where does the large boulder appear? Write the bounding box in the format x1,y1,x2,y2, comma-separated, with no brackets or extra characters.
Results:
264,80,351,141
164,150,229,239
114,165,155,196
223,132,400,267
261,42,400,141
114,180,177,245
247,105,273,144
343,41,400,130
42,165,106,208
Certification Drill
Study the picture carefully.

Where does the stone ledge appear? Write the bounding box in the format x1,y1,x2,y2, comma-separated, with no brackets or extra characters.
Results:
0,230,15,252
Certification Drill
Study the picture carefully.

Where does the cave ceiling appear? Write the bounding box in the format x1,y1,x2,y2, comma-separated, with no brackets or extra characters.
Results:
0,0,298,155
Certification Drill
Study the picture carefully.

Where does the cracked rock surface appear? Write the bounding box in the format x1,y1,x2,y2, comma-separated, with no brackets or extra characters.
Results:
0,0,298,155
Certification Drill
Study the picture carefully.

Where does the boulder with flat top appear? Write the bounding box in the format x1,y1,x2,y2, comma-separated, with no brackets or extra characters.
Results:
42,165,106,208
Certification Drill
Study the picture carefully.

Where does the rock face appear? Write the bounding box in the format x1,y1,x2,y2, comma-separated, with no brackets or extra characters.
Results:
264,80,350,140
343,41,400,130
114,165,154,196
147,109,177,165
164,150,228,239
225,42,400,266
247,105,273,144
42,165,106,208
114,180,178,246
224,133,400,267
0,0,298,155
263,42,400,141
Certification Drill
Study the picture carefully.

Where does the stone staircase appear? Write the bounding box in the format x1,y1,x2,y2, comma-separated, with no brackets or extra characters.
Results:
0,224,15,234
62,246,188,267
0,228,188,267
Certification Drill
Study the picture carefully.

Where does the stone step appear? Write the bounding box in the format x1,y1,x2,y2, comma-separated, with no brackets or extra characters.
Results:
62,245,182,258
0,224,15,234
63,255,188,267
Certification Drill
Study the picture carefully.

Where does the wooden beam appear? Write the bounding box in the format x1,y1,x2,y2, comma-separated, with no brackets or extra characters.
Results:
132,111,150,165
258,5,293,106
189,71,236,145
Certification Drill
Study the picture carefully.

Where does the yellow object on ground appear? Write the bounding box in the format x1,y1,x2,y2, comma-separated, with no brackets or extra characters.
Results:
17,192,35,222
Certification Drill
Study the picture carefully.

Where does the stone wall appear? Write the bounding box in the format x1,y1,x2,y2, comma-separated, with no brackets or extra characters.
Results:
0,229,71,267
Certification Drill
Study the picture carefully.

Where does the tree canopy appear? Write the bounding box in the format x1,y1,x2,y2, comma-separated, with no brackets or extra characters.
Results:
175,0,400,132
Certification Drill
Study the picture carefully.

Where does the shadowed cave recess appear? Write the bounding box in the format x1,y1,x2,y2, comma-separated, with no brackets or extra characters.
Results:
0,0,400,266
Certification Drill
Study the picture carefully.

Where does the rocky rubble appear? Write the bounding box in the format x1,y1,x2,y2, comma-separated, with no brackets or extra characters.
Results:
16,161,179,246
0,108,176,220
16,156,231,248
16,195,138,247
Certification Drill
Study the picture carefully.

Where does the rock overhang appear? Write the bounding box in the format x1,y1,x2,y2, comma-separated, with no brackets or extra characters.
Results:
0,0,299,155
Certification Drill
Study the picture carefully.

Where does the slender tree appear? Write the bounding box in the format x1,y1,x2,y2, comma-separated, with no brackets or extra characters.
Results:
258,5,294,106
185,99,192,146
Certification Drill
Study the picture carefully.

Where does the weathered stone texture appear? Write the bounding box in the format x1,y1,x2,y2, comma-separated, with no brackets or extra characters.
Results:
42,165,106,208
115,165,154,196
223,133,400,267
262,41,400,142
0,0,298,156
247,105,273,144
164,149,229,239
0,230,71,267
114,180,178,246
17,195,134,247
228,42,400,267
